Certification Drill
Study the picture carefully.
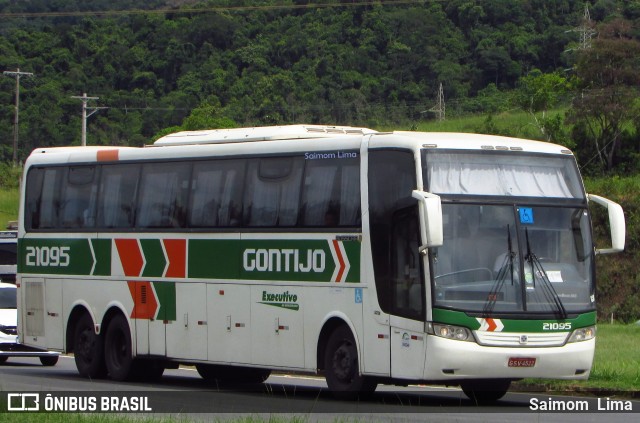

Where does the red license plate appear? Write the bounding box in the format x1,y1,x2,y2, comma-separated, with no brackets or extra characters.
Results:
508,357,536,367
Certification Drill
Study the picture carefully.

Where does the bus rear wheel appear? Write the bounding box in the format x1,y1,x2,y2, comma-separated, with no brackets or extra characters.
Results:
324,325,377,399
104,314,133,381
461,379,511,405
73,313,107,378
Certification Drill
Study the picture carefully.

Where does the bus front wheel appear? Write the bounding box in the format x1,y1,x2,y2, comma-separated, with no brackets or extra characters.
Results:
104,314,133,381
73,313,107,378
324,325,377,399
461,379,511,405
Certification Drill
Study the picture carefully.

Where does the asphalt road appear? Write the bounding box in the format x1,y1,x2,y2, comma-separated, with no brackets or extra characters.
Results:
1,355,637,422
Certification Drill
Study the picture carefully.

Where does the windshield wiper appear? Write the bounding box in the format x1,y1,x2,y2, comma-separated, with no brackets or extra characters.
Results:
524,228,568,319
483,225,515,317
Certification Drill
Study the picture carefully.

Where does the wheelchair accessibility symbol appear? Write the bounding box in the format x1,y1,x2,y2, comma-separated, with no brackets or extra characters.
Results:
355,288,362,304
519,207,534,224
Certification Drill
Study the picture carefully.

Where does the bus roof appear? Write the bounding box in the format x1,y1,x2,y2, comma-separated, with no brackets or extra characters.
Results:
379,131,574,155
152,125,378,146
24,126,574,166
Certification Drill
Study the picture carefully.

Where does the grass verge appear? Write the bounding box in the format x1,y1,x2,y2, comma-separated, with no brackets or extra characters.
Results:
515,323,640,395
0,188,19,228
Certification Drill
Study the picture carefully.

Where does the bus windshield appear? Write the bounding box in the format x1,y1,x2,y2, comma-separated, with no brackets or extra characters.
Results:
422,150,594,316
430,204,594,315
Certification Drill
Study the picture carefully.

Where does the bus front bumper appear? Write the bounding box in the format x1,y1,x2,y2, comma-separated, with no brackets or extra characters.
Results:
424,335,595,381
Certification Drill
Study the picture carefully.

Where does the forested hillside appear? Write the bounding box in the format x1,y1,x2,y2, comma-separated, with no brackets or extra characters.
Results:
1,0,638,168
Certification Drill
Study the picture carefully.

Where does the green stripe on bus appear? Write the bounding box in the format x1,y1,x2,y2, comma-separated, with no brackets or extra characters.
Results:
153,281,176,321
188,239,360,282
91,239,111,276
20,237,360,283
19,238,94,275
432,308,597,332
140,239,166,278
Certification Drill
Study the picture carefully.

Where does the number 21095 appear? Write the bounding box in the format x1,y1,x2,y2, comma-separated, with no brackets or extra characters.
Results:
25,246,70,267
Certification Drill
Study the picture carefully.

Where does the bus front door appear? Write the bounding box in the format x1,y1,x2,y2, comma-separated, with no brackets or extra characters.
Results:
389,209,427,380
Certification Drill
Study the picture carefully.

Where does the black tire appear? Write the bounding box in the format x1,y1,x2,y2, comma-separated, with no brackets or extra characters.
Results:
73,313,107,378
461,379,511,405
0,356,8,364
324,325,377,399
39,355,59,366
104,314,134,381
196,364,270,385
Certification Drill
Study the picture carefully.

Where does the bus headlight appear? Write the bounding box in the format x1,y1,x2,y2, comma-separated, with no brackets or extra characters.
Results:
568,326,596,343
428,323,474,342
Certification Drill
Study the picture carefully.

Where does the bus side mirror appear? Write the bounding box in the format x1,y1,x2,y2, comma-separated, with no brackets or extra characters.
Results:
587,194,625,255
412,190,443,251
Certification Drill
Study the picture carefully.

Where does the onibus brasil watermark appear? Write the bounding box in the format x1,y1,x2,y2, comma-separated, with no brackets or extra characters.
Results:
6,393,152,412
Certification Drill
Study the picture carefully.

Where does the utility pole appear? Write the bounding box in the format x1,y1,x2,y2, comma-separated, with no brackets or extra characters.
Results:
71,93,102,146
3,68,34,164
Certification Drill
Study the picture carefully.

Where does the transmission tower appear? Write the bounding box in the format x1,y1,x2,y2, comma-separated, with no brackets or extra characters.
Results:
579,3,596,49
3,68,34,164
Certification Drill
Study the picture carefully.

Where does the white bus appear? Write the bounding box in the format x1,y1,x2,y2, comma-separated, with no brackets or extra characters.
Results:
17,125,624,402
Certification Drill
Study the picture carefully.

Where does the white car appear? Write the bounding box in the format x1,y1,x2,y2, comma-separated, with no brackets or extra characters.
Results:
1,281,60,366
0,231,17,283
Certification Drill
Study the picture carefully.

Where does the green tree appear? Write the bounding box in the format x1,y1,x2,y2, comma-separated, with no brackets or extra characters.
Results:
569,18,640,172
152,102,237,140
513,70,571,141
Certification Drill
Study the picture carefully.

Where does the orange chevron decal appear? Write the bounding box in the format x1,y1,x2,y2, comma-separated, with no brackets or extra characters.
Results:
332,240,346,282
127,281,158,320
163,239,186,278
476,317,504,332
115,239,144,277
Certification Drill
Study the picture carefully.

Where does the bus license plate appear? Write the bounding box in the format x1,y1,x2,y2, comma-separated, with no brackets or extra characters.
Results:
508,357,536,367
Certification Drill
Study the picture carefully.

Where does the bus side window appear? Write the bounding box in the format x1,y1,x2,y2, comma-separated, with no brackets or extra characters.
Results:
301,158,360,228
244,157,303,227
190,160,245,228
136,162,191,229
60,166,97,229
25,168,45,230
37,168,64,229
98,164,140,229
